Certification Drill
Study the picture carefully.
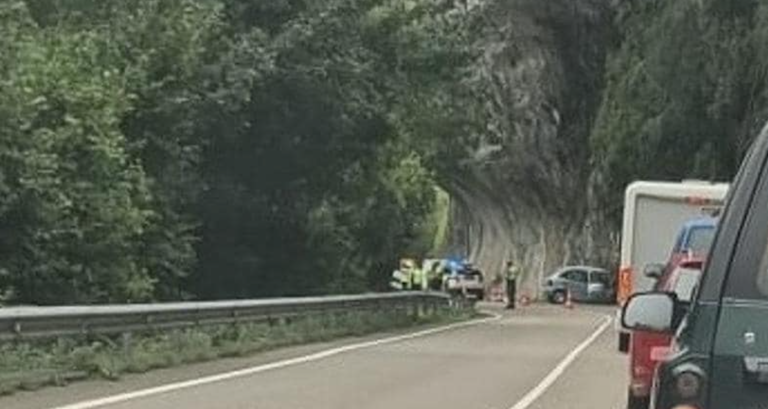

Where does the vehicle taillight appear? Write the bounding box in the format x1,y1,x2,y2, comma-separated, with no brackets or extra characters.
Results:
650,346,672,362
617,266,633,305
679,258,704,270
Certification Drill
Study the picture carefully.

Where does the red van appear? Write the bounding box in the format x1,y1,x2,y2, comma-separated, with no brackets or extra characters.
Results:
626,217,717,409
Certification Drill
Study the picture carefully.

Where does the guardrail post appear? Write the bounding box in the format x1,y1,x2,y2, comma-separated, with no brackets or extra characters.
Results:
145,314,154,333
416,297,426,319
429,298,438,316
121,332,133,359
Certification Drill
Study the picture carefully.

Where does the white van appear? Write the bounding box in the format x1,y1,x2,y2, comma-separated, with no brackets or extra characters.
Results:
615,180,728,352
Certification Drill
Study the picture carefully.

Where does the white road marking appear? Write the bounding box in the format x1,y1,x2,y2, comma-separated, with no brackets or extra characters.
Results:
507,314,613,409
52,312,503,409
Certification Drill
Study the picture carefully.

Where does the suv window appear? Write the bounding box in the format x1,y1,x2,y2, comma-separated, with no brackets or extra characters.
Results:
566,270,588,283
724,153,768,300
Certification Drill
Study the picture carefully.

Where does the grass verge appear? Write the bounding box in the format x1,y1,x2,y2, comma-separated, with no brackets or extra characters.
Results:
0,306,475,396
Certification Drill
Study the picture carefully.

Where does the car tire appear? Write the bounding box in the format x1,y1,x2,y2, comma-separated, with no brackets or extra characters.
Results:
626,390,649,409
551,290,566,304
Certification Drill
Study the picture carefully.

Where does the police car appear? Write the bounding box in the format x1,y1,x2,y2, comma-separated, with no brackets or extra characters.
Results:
442,261,485,300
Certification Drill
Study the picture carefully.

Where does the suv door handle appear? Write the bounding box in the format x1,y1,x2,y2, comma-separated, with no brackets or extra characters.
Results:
743,356,768,384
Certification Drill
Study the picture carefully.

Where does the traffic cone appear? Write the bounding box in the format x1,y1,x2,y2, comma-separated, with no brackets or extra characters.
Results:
564,290,574,309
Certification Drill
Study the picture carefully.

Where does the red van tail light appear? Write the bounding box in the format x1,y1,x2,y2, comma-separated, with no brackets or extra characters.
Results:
679,259,704,270
650,345,672,362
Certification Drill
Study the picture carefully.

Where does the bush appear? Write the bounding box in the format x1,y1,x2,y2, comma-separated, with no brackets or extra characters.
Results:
0,305,471,396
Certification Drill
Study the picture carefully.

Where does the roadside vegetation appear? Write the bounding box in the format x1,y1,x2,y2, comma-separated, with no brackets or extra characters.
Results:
0,0,471,305
0,305,475,396
590,0,768,221
1,0,764,306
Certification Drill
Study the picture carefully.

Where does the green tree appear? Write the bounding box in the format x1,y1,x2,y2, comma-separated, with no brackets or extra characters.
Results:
0,3,152,304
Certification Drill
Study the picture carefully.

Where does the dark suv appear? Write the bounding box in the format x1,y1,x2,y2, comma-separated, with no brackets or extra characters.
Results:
621,124,768,409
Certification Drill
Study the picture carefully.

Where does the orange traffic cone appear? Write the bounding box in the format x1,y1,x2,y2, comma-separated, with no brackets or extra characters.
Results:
564,290,574,309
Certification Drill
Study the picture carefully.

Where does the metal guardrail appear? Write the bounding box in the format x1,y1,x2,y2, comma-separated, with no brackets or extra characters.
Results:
0,292,459,340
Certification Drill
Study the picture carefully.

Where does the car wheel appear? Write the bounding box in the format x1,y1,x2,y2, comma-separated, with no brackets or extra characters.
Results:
551,290,566,304
626,390,649,409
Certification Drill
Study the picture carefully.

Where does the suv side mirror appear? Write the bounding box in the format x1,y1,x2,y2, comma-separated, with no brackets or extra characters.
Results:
643,263,665,280
621,292,677,333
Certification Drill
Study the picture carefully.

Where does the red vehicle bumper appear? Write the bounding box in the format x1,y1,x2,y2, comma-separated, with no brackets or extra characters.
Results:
629,330,672,397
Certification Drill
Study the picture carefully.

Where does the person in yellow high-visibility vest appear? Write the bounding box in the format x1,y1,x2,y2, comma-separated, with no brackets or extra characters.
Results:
411,266,427,291
402,259,416,290
391,259,415,290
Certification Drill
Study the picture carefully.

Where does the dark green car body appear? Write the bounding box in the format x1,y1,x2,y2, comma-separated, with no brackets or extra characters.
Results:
651,125,768,408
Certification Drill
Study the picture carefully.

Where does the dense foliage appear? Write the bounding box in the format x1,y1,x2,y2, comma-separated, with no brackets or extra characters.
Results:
0,0,469,304
4,0,763,304
590,0,768,221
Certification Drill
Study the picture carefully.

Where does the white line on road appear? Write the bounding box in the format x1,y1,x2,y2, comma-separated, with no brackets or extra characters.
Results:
52,313,503,409
507,314,613,409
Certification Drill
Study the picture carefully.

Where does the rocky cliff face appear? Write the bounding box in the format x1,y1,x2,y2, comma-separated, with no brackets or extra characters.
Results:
444,0,616,297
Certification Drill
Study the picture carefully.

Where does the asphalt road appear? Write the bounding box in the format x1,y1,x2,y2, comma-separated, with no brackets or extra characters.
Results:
3,304,628,409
